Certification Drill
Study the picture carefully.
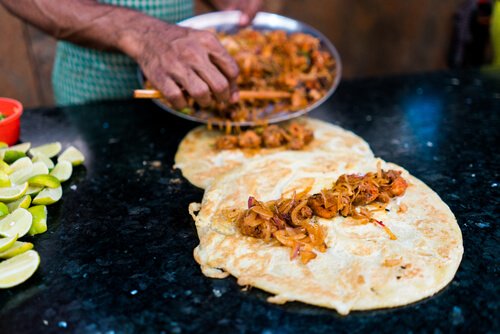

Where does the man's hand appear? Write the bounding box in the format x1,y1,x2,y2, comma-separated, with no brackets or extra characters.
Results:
1,0,241,108
209,0,263,26
128,21,239,110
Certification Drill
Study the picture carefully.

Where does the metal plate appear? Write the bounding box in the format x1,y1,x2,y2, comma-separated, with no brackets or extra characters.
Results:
139,11,342,126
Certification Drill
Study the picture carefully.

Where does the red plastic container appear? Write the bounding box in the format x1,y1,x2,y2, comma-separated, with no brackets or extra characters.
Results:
0,98,23,146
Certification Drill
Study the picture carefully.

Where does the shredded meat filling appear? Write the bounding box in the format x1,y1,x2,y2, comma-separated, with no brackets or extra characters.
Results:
215,122,314,150
236,166,409,264
215,135,238,150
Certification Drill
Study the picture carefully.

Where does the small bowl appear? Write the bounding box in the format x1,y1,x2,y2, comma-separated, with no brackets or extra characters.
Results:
0,98,23,146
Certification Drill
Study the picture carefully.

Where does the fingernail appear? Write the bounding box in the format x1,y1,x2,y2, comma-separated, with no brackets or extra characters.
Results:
240,14,249,26
230,91,239,103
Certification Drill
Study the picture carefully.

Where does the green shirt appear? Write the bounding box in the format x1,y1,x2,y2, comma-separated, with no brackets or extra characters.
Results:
52,0,193,105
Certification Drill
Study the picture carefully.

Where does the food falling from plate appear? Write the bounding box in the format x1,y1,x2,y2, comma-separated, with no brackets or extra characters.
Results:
139,28,338,124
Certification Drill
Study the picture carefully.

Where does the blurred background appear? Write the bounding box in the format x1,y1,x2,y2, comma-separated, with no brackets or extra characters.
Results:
0,0,495,107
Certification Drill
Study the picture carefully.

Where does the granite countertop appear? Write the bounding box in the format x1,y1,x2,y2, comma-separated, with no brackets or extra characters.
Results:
0,69,498,333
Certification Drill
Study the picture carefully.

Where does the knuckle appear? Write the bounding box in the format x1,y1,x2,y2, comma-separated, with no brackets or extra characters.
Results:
212,81,229,95
192,86,210,99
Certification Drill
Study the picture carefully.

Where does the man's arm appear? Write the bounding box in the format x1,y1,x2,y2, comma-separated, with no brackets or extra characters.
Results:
1,0,239,108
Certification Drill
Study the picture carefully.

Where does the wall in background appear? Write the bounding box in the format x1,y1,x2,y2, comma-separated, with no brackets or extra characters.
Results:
0,0,462,108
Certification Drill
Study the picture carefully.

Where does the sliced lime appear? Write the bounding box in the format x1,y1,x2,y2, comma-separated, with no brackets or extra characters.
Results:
0,170,11,188
0,203,9,217
0,160,12,175
26,185,43,196
0,234,17,252
0,250,39,287
6,195,31,212
0,241,34,259
28,174,60,189
9,157,32,173
31,153,54,170
4,142,31,153
9,165,33,185
58,146,84,166
0,208,32,238
0,183,28,202
11,162,48,185
28,205,47,236
32,186,62,205
2,151,26,164
29,142,61,159
50,160,72,182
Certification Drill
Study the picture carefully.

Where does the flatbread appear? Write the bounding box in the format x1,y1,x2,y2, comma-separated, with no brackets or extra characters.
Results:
191,152,463,314
174,118,373,189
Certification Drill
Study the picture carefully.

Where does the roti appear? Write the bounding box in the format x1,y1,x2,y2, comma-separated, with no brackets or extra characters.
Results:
174,118,374,189
191,152,463,314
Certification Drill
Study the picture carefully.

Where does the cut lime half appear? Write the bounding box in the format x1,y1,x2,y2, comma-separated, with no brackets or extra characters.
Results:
32,153,54,170
3,142,31,153
0,234,18,252
29,142,61,159
50,160,73,182
6,195,31,212
0,203,9,217
2,151,26,164
9,157,32,173
0,250,40,288
0,170,11,188
32,186,62,205
0,208,33,238
28,205,47,236
0,241,34,259
0,183,29,202
0,160,12,175
28,174,60,189
58,146,85,166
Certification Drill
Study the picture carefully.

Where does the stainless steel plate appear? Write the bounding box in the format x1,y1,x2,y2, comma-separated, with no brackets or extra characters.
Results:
138,11,342,126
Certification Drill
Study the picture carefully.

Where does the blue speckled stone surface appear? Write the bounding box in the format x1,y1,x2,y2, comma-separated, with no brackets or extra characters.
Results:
0,69,498,333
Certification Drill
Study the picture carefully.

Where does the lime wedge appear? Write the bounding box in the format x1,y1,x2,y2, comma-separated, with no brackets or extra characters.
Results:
29,142,61,159
32,186,62,205
0,250,39,287
50,160,73,182
2,151,26,164
0,143,31,162
31,153,54,169
0,208,32,238
0,241,34,259
0,170,11,188
28,205,47,236
28,174,60,189
6,195,31,212
11,162,48,185
0,203,9,217
26,185,43,196
0,160,12,175
5,142,31,153
0,183,28,202
58,146,85,166
0,234,17,252
9,165,33,185
9,157,32,173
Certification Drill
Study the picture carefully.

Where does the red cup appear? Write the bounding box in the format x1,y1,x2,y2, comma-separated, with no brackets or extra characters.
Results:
0,98,23,146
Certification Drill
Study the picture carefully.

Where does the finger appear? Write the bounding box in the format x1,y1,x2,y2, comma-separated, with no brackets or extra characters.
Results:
239,0,262,26
193,60,231,103
178,70,212,107
159,77,187,110
208,47,239,85
230,81,239,103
